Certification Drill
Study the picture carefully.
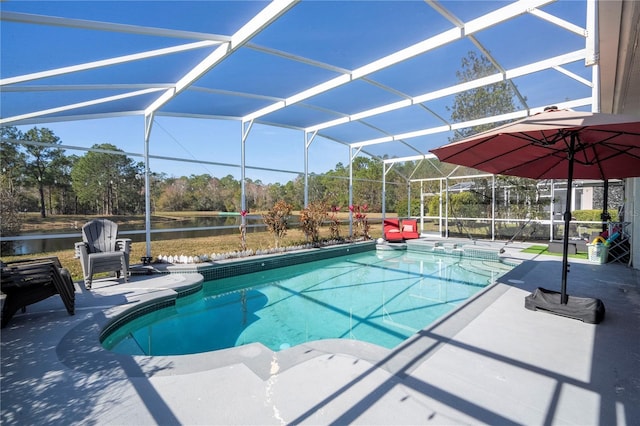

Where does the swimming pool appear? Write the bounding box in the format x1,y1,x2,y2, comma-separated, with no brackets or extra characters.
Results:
102,249,513,355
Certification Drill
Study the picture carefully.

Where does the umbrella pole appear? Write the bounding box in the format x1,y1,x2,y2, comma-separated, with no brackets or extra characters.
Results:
602,179,610,232
561,134,577,304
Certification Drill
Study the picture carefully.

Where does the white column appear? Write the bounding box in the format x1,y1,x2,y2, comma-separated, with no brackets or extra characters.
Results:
550,179,555,241
304,131,316,208
491,174,496,241
143,113,154,258
349,146,362,237
439,178,443,237
241,120,253,228
349,146,353,236
586,0,600,113
382,162,386,224
629,178,639,269
420,181,424,234
445,178,449,238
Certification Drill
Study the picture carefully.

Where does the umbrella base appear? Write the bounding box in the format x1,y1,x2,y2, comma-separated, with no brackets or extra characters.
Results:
524,287,605,324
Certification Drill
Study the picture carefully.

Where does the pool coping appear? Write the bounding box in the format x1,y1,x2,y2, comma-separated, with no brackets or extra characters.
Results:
157,240,376,280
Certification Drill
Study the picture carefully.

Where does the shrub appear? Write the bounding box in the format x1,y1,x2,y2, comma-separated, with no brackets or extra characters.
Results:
239,209,248,251
329,205,342,240
262,200,293,248
395,196,421,217
426,196,441,216
450,191,486,218
350,204,370,239
0,187,21,236
300,200,328,243
573,209,619,222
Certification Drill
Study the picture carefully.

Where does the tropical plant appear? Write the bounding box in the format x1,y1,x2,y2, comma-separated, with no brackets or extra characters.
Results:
299,200,328,244
239,209,248,251
329,205,342,240
350,204,370,239
262,200,293,248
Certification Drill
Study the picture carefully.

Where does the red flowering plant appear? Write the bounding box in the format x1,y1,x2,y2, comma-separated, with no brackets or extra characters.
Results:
239,209,248,251
349,204,370,240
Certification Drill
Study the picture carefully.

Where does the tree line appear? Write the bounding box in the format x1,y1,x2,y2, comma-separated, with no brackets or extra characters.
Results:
1,123,545,217
0,125,428,225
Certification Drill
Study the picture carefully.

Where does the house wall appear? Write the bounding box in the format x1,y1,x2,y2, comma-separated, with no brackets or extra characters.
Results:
580,187,594,210
563,186,597,212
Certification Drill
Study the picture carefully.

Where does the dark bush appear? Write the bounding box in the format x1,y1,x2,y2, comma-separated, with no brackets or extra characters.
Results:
573,209,618,222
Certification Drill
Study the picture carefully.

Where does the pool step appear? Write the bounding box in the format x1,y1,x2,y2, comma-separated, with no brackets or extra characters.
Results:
382,239,503,261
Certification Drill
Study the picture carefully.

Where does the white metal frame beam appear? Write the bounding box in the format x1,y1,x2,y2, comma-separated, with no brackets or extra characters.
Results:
0,41,219,87
244,0,555,123
0,11,232,41
0,88,164,125
144,0,298,116
307,49,587,133
350,97,592,149
1,84,175,93
428,0,529,111
384,154,438,164
143,112,154,257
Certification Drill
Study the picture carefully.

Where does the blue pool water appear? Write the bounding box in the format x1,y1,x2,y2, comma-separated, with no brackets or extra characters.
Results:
103,250,513,355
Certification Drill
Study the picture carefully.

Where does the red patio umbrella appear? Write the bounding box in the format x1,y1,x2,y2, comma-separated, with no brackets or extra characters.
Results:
430,107,640,323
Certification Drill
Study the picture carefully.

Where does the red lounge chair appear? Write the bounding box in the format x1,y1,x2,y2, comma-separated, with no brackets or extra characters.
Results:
401,219,420,240
383,218,404,242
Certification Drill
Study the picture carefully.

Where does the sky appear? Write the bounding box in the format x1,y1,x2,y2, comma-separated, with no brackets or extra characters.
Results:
3,0,593,184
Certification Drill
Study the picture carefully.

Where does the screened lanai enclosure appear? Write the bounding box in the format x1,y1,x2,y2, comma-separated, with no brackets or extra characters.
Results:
1,0,639,261
409,175,624,240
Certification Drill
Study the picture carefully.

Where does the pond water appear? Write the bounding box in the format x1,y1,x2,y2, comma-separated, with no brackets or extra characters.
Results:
3,215,268,255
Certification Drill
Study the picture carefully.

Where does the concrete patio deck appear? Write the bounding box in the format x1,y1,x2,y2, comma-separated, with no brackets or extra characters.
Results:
1,240,639,425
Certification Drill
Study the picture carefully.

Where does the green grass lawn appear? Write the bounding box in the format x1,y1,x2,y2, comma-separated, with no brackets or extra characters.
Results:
2,226,383,282
521,244,589,260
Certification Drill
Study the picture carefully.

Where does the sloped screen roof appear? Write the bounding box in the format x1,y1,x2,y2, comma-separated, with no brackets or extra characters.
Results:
1,0,595,167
